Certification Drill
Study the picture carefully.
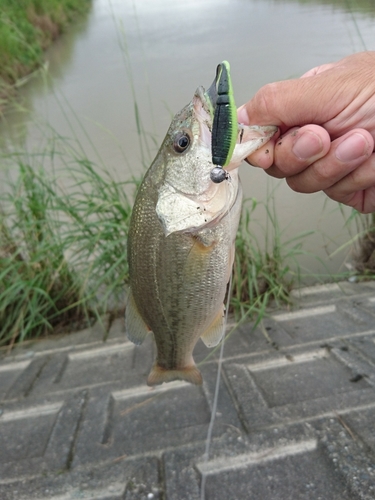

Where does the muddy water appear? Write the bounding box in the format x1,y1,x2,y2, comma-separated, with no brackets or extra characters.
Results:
1,0,375,281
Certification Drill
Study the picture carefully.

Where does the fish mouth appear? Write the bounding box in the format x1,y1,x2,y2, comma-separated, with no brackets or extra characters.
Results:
192,87,213,149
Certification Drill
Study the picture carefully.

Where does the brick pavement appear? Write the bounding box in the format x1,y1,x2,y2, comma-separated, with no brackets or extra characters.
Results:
1,281,375,499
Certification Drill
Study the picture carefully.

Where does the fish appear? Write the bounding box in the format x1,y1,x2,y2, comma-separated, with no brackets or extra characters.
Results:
125,62,277,386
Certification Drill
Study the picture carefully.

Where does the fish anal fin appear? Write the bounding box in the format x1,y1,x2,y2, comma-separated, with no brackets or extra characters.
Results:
200,308,225,348
147,364,203,386
125,290,151,345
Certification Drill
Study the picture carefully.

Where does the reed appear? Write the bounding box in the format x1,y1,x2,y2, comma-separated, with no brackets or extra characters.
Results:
0,0,91,104
0,139,135,346
0,137,312,346
230,196,314,319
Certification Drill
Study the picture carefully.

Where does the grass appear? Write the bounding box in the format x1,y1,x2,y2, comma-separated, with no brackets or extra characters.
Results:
336,208,375,277
1,0,373,348
1,120,369,347
355,214,375,274
0,0,91,104
0,137,136,347
2,139,373,348
1,130,312,346
230,195,313,319
0,134,317,347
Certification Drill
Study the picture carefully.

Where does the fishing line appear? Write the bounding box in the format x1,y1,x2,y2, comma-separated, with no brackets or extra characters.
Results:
200,187,234,500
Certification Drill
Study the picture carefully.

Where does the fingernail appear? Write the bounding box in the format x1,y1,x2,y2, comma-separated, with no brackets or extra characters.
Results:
335,133,368,162
292,131,323,160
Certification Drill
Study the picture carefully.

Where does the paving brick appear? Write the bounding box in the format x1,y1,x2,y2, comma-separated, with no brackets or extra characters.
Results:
200,441,350,500
0,392,88,481
0,280,374,499
71,373,243,467
336,406,375,456
316,418,375,500
44,390,89,471
0,457,161,500
0,402,61,463
347,333,375,368
249,348,370,407
0,360,31,401
224,345,375,431
272,304,371,342
4,357,49,400
163,423,351,500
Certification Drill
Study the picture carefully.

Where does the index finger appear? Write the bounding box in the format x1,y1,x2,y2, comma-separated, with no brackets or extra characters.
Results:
237,70,354,132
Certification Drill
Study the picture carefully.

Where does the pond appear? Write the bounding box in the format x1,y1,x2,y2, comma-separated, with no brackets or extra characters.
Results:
1,0,375,282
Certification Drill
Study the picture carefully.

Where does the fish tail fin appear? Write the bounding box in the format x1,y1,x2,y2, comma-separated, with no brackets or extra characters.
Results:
147,364,203,386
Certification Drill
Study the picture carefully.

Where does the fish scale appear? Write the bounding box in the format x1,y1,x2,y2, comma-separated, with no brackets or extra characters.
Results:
130,201,237,365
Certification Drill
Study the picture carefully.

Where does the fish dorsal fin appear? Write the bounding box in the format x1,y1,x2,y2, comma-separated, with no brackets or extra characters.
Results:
200,308,225,347
125,290,151,345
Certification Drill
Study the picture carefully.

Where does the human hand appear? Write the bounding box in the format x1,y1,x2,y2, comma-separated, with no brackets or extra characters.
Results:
238,51,375,213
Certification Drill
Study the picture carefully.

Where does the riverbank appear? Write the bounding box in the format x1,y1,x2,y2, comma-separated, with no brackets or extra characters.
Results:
1,0,374,349
0,0,91,105
0,120,373,348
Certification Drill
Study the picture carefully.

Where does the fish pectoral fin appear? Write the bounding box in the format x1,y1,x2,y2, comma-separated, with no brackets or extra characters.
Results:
125,290,151,345
200,308,225,348
147,364,203,386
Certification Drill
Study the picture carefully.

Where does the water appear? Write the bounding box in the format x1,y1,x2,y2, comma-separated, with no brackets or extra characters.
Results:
1,0,375,280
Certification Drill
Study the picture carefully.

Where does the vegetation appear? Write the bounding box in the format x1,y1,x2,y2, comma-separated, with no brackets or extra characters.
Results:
230,196,313,319
0,139,135,347
347,211,375,275
356,219,375,273
1,0,373,348
2,131,374,346
0,127,309,347
0,130,331,347
0,0,91,102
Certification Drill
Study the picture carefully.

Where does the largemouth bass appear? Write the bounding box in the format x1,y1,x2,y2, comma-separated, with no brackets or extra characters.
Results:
126,62,277,386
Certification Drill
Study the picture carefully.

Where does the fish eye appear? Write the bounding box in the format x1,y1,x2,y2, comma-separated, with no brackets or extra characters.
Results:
173,131,191,153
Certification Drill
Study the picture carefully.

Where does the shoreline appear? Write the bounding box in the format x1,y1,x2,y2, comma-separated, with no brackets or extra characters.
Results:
0,0,92,108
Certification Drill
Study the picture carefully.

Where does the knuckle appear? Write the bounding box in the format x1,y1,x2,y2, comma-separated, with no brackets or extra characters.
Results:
253,83,279,117
312,161,334,184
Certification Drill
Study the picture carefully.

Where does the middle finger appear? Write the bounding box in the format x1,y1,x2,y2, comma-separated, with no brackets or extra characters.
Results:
286,129,374,193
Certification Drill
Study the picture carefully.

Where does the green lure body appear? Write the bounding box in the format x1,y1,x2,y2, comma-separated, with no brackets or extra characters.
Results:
211,61,238,167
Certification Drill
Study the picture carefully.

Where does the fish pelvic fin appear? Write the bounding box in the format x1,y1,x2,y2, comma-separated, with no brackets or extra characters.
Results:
125,290,151,345
200,308,225,347
147,364,203,386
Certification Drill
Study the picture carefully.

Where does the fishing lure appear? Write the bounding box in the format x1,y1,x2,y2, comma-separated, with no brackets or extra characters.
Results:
210,166,230,183
209,61,238,183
